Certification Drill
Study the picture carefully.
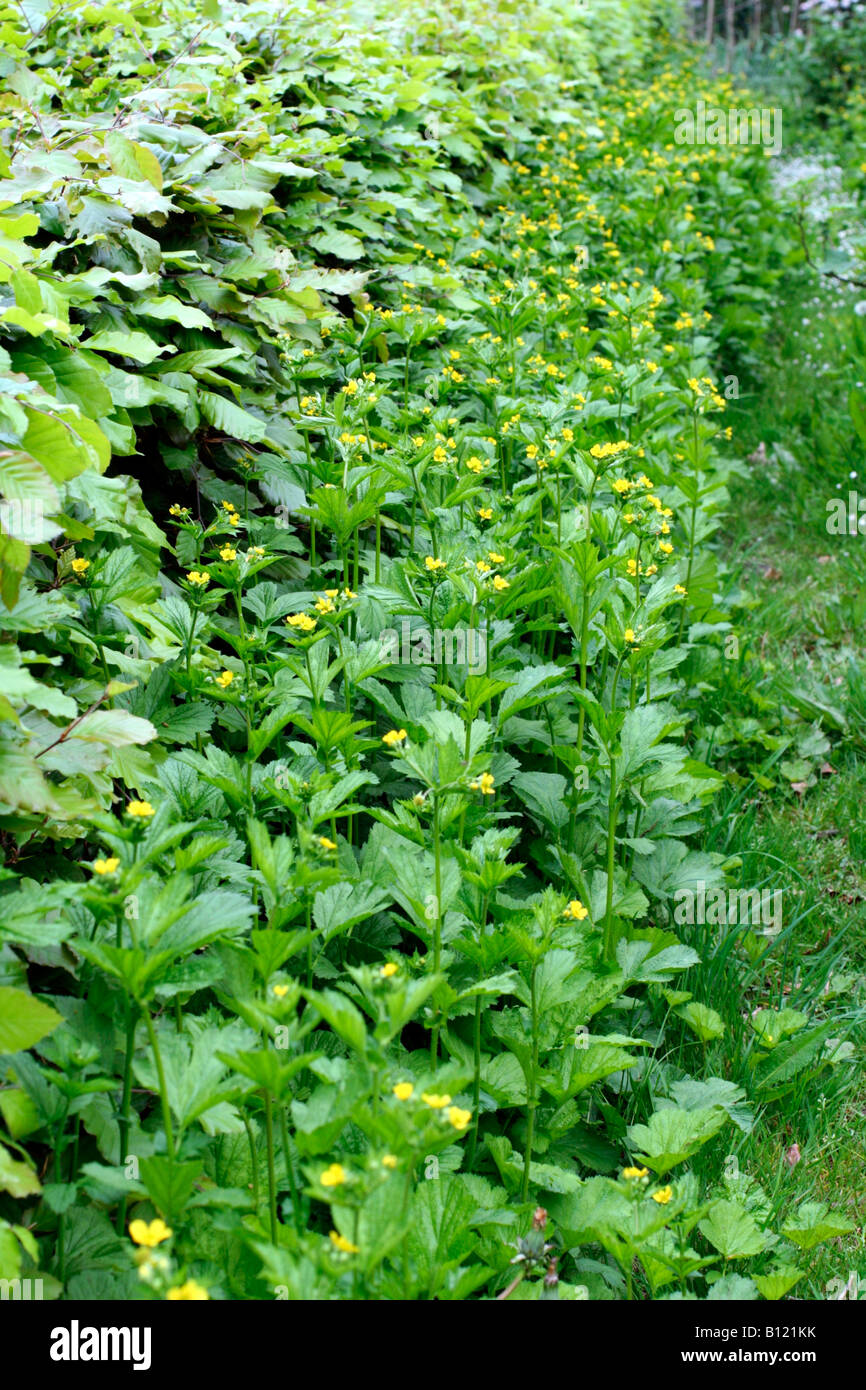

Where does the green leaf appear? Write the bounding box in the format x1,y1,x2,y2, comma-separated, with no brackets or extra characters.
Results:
0,986,63,1052
782,1201,856,1251
86,332,175,364
675,1002,726,1043
0,1142,41,1197
627,1107,729,1175
699,1200,767,1259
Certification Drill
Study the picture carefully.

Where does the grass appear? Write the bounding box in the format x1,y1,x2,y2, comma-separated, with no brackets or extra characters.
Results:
693,192,866,1290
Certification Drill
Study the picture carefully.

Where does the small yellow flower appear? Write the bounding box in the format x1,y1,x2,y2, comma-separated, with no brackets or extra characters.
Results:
315,597,336,614
319,836,337,851
382,728,407,747
658,541,674,555
476,559,491,574
478,507,493,521
382,1154,398,1169
286,613,317,633
215,670,234,689
92,857,120,875
447,1106,471,1131
126,800,154,819
329,1230,359,1254
652,1185,673,1205
273,983,289,998
129,1218,172,1247
674,584,687,596
71,557,90,575
248,546,265,557
186,570,210,587
221,500,238,514
320,1163,347,1188
424,556,446,572
492,575,510,592
488,551,506,564
380,962,398,978
393,1082,414,1101
219,545,237,562
622,1166,649,1180
421,1093,452,1109
470,772,495,795
624,628,637,645
563,899,588,921
166,1280,209,1300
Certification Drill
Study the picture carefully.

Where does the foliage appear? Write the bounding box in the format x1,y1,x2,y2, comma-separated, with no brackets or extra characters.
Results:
0,0,858,1302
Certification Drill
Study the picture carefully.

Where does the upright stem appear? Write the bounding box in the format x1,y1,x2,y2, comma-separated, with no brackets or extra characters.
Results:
429,791,443,1065
520,964,539,1203
143,1009,175,1162
115,1002,138,1235
263,1089,278,1242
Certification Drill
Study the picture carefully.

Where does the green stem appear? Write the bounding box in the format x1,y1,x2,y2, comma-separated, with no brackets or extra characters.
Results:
143,1009,175,1162
263,1089,278,1243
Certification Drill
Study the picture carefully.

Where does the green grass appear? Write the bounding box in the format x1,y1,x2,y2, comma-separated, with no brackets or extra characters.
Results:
692,208,866,1290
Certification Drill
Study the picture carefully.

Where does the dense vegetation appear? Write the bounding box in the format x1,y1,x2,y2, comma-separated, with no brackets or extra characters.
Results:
0,0,861,1302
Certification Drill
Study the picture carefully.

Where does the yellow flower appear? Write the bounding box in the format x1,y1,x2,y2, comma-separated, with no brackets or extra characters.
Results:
421,1093,452,1109
320,1163,347,1188
166,1280,209,1300
392,1082,414,1101
476,559,491,574
466,455,486,474
186,570,210,587
382,1154,398,1169
126,800,154,819
315,597,336,614
424,556,446,572
221,500,238,513
319,836,337,851
248,546,265,557
215,670,234,689
488,551,506,565
382,728,407,747
652,1185,673,1205
92,857,119,875
674,584,687,596
219,545,237,562
380,962,398,978
329,1230,359,1254
129,1218,172,1247
658,540,674,555
447,1106,471,1131
342,379,359,396
478,507,493,521
622,1166,649,1180
470,772,495,795
492,575,510,592
71,557,90,575
624,628,637,645
272,983,289,998
286,613,317,632
563,899,588,921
